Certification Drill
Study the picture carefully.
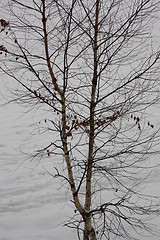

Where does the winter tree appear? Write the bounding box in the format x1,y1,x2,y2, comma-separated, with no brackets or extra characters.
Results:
1,0,160,239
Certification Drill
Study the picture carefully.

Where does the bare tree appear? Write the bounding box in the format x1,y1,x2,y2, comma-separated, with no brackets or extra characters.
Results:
1,0,160,239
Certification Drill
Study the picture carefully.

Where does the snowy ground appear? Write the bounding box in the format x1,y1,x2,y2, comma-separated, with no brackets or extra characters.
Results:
0,99,76,240
1,90,160,240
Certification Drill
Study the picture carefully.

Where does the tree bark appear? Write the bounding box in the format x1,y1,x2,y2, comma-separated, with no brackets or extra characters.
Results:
83,1,99,239
83,217,97,240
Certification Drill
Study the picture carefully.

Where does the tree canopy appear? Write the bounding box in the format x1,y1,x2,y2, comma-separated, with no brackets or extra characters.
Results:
1,1,160,239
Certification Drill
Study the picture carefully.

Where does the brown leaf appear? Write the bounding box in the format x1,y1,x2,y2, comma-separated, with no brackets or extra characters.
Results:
66,125,70,130
136,117,140,122
47,149,50,157
66,132,72,137
138,123,141,130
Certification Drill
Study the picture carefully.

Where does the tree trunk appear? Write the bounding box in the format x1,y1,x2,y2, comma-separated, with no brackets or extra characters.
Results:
83,218,97,240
